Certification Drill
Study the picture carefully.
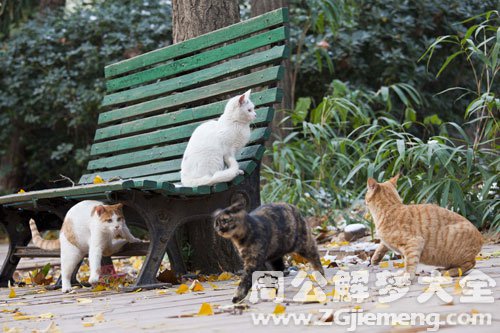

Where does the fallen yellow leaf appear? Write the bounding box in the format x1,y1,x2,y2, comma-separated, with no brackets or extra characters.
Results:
131,257,143,271
208,282,219,290
93,175,105,184
17,189,25,194
76,298,92,304
458,267,463,277
92,285,106,292
82,322,94,327
353,305,361,310
217,272,232,281
79,264,90,272
379,261,389,268
190,280,204,292
454,280,462,295
176,284,189,294
475,256,483,261
8,288,16,299
13,313,34,321
38,313,55,319
320,258,331,266
197,303,214,316
273,304,286,315
156,290,168,295
471,309,479,314
393,262,405,268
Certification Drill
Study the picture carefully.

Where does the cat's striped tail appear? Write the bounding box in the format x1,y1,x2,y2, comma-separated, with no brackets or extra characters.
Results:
29,219,60,250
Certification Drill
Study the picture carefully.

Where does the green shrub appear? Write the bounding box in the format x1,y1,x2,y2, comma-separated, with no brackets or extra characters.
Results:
0,0,171,192
292,0,498,125
262,80,499,230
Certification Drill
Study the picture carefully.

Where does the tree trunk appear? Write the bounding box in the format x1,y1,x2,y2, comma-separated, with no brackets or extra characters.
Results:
172,0,239,43
251,0,291,157
171,0,241,274
0,134,24,194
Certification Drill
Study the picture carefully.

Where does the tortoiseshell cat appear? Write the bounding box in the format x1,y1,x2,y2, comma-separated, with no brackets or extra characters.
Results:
366,175,483,280
214,201,324,303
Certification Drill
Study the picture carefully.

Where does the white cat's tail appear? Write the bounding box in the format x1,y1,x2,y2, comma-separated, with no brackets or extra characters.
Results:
181,175,214,187
29,219,60,250
207,168,242,185
182,169,241,187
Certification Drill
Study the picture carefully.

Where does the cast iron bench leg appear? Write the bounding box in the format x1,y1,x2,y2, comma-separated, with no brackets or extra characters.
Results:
0,213,31,287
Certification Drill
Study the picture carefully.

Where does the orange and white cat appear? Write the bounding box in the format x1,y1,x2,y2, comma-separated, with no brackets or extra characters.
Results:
29,200,141,292
366,175,483,280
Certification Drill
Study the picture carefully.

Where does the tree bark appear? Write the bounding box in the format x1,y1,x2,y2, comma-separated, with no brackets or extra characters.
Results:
171,0,242,274
172,0,239,43
251,0,291,154
0,134,24,194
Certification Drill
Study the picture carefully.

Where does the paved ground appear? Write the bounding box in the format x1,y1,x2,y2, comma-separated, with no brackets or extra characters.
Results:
0,242,499,333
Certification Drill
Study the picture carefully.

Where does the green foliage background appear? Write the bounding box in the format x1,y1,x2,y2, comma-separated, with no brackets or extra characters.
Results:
0,0,498,230
293,0,498,124
0,0,171,189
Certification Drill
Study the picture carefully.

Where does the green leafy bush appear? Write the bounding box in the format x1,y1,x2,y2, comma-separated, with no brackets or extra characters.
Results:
0,0,171,192
292,0,498,125
262,80,499,230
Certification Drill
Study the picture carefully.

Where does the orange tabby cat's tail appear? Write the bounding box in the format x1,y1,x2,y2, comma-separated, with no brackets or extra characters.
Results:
29,219,60,250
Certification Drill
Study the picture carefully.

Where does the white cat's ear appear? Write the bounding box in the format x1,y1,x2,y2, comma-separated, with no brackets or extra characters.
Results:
367,178,378,191
92,205,105,217
238,89,251,105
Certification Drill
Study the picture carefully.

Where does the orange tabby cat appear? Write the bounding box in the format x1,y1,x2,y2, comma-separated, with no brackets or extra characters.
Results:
366,175,483,280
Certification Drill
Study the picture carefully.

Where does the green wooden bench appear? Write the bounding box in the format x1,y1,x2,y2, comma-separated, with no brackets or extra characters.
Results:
0,8,289,289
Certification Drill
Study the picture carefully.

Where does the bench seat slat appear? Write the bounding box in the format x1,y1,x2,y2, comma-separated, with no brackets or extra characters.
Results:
91,107,273,157
0,182,129,205
106,28,287,93
122,160,257,194
98,66,283,125
105,8,288,78
95,88,281,141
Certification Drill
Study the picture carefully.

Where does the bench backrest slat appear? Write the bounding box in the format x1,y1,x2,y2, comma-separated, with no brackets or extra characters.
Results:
105,8,288,77
79,8,288,185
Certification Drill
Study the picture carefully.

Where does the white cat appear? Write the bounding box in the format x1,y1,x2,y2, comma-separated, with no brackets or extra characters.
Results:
180,89,256,186
29,200,141,292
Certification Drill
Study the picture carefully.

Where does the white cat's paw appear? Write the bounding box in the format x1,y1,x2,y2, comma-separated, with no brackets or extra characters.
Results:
237,169,244,175
88,273,100,285
61,285,72,293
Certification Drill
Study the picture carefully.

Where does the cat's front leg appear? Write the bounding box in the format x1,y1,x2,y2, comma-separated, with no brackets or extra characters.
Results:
232,258,266,303
121,225,142,243
104,239,128,256
88,235,104,285
232,267,256,303
400,237,425,282
370,243,389,266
